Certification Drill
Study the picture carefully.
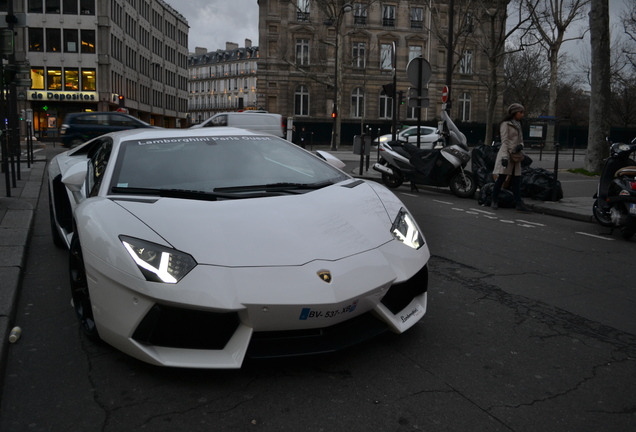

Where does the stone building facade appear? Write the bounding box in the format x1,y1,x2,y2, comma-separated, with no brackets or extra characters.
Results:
256,0,504,144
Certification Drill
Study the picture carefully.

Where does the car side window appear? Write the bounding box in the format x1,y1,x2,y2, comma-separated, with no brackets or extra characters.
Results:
110,114,137,127
87,139,113,197
207,115,227,127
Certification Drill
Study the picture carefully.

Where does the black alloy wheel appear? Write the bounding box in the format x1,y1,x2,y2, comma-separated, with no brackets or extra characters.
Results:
69,234,100,340
592,202,614,228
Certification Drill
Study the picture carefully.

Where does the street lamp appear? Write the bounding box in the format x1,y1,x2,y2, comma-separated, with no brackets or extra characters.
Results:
325,2,352,151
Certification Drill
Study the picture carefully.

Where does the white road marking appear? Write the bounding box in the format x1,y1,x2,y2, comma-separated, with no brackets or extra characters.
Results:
433,200,454,205
576,232,615,241
516,220,545,226
401,193,419,198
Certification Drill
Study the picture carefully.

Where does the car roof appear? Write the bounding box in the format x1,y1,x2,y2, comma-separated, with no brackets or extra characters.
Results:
106,126,271,142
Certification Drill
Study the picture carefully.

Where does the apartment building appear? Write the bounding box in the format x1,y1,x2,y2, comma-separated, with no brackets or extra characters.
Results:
2,0,189,139
187,39,259,126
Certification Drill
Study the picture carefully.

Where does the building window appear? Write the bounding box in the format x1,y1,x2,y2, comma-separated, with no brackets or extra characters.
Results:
29,28,43,51
297,0,310,22
63,29,78,52
460,49,473,74
295,38,309,65
459,92,471,122
294,85,309,116
353,3,367,25
46,0,60,13
63,0,77,14
47,68,62,90
382,5,395,27
408,45,422,62
46,28,61,52
82,68,96,91
351,87,364,118
411,7,423,28
406,106,420,120
379,90,392,119
81,30,95,53
79,0,94,15
380,43,393,70
64,68,79,90
352,42,366,68
31,68,45,89
28,0,43,13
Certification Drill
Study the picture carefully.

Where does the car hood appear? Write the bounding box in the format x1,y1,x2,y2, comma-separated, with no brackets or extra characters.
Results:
114,182,397,267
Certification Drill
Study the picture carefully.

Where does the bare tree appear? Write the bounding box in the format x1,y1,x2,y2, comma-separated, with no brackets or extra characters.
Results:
524,0,591,149
585,0,611,172
504,45,550,114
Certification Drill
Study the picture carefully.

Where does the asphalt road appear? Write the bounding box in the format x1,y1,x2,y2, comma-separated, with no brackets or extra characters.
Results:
1,149,634,431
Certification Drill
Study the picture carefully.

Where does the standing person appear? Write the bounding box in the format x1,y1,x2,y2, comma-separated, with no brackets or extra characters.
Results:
491,103,531,212
299,126,308,149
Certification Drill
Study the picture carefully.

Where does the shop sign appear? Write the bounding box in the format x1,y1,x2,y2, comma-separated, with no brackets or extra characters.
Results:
28,91,97,101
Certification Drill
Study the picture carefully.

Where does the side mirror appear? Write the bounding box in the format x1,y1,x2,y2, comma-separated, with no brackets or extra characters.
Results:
61,162,88,203
315,150,346,170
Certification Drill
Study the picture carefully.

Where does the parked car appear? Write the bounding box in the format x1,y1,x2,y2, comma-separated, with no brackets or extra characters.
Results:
374,126,441,149
47,127,430,368
60,112,156,148
191,111,285,138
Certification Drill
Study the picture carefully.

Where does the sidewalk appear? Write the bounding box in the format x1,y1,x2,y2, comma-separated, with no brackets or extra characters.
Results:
0,143,595,383
0,152,46,380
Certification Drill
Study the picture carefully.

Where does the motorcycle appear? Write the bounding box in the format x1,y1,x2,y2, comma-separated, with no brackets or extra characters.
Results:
592,138,636,240
372,110,477,198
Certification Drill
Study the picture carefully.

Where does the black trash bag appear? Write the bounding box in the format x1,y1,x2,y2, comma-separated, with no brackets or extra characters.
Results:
521,167,563,201
478,181,516,208
472,142,499,187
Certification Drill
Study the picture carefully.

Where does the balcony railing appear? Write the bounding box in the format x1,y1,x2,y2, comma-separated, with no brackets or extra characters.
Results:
382,18,395,27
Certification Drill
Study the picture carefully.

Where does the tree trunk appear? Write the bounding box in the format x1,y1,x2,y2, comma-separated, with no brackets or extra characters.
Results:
586,0,611,173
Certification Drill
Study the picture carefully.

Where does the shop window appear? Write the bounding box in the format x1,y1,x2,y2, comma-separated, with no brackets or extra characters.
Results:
81,30,95,53
65,68,79,90
47,68,62,90
29,28,43,51
81,68,96,91
46,28,61,52
64,29,78,52
63,0,77,14
31,68,45,90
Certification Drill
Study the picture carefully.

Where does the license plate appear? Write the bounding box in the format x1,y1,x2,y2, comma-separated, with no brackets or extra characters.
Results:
630,203,636,215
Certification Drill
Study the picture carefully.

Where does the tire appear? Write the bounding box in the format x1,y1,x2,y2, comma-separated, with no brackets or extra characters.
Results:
69,234,100,341
450,170,477,198
592,202,614,228
48,188,66,249
382,171,403,189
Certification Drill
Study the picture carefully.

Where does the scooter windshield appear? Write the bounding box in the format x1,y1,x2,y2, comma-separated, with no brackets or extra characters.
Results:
440,110,468,150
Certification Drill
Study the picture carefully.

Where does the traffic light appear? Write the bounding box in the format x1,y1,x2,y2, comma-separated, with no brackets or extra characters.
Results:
0,29,14,55
331,111,337,119
118,95,125,107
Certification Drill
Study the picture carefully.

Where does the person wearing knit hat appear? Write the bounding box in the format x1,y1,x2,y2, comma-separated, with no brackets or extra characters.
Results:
490,103,532,213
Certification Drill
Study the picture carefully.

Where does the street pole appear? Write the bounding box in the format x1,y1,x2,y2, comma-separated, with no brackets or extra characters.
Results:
331,24,339,151
445,0,454,114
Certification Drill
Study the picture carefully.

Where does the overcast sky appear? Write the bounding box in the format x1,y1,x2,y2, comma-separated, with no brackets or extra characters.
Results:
168,0,625,58
166,0,260,53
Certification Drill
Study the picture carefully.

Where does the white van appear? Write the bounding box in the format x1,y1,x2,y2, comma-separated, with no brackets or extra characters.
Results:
191,112,284,138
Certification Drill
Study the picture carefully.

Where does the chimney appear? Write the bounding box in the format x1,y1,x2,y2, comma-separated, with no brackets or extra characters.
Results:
245,39,252,48
226,41,239,51
194,47,208,55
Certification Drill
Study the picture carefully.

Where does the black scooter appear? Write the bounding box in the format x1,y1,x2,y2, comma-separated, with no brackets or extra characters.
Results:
592,138,636,240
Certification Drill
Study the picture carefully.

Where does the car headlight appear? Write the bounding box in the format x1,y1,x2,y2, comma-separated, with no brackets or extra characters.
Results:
391,208,424,249
379,136,389,143
120,236,197,283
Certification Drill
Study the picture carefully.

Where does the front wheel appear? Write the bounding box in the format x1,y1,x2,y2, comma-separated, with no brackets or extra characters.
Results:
592,201,614,227
449,170,477,198
381,168,404,189
69,234,100,341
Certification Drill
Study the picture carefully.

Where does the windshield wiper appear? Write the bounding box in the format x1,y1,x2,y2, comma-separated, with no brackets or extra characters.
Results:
213,180,333,193
111,187,244,201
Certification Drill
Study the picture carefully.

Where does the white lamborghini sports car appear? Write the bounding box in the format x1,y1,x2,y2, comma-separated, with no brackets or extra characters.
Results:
48,127,430,368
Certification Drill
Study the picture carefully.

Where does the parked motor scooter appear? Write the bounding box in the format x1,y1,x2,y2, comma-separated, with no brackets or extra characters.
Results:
372,110,477,198
592,138,636,240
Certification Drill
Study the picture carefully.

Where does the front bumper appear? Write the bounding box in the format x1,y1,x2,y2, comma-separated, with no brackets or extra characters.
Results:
83,241,429,368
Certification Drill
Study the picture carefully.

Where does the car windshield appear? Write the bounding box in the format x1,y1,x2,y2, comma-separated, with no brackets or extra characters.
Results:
109,135,349,195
